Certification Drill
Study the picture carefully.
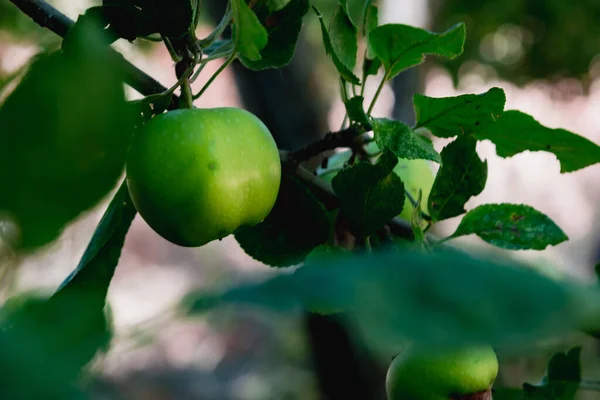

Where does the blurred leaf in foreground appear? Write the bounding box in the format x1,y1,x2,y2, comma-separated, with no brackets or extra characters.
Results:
185,246,600,355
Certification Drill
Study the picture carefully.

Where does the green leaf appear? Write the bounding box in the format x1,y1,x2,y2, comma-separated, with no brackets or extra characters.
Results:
362,2,378,40
361,2,380,76
475,110,600,173
235,173,332,267
239,0,310,70
428,135,488,221
231,0,269,60
0,15,134,251
414,87,506,138
372,117,442,163
328,3,359,77
368,22,465,80
0,182,135,398
185,246,600,353
344,96,371,128
314,6,360,85
545,347,582,384
448,204,569,250
331,149,405,236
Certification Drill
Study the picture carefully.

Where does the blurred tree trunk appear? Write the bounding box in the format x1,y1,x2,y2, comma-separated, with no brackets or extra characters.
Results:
204,2,387,399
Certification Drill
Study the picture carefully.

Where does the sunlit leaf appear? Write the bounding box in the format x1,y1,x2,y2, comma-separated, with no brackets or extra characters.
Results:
448,203,568,250
414,87,506,138
231,0,269,60
476,110,600,173
368,22,465,80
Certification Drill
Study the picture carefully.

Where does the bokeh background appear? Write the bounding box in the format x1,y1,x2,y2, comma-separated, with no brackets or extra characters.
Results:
3,0,600,399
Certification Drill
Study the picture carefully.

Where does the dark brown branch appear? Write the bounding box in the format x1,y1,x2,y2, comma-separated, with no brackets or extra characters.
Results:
9,0,179,106
289,126,358,162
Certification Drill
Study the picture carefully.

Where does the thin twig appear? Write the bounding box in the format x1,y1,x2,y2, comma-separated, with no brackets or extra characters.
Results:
193,52,235,99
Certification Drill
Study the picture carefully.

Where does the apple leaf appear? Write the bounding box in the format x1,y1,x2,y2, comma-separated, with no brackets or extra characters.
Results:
235,173,332,267
448,204,568,250
101,0,158,41
522,347,582,400
372,118,442,163
475,110,600,173
363,2,378,50
363,0,382,76
0,182,135,398
414,87,506,138
314,6,360,85
185,246,600,354
101,0,195,40
239,0,310,70
545,347,582,383
231,0,269,61
0,15,134,251
328,2,359,77
331,149,405,236
428,135,488,221
361,2,381,77
368,22,465,81
344,96,371,128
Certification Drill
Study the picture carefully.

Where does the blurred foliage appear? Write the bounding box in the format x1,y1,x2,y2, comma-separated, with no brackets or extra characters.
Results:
0,0,60,48
431,0,600,88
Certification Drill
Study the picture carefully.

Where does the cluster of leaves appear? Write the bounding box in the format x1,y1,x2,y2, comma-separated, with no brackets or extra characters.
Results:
236,0,600,268
2,0,600,399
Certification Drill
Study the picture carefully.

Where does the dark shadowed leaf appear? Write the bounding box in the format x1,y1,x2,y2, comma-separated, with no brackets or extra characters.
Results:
475,110,600,173
428,135,488,221
331,149,404,236
239,0,310,70
448,204,568,250
414,87,506,138
101,0,194,40
0,15,134,251
235,173,332,267
344,96,371,128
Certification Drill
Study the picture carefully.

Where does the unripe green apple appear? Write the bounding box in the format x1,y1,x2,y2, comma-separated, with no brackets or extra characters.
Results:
386,344,499,400
393,158,436,222
126,107,281,247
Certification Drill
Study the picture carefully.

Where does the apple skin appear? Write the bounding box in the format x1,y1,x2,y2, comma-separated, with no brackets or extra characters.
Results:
393,158,436,223
386,344,499,400
125,107,281,247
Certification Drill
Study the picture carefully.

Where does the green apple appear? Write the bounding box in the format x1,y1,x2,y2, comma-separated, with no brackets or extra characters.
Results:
125,107,281,247
386,344,499,400
393,158,436,223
